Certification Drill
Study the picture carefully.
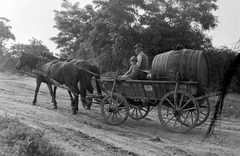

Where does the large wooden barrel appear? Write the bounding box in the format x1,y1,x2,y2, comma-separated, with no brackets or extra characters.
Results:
151,49,209,95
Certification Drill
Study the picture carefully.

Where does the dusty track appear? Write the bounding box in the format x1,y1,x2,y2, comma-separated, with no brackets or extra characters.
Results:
0,72,239,156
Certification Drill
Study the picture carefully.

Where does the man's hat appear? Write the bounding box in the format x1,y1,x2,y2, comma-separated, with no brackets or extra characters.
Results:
134,43,143,49
129,56,138,62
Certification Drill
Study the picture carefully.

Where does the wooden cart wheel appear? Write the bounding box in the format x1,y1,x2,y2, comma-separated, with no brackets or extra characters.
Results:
158,90,199,133
129,104,151,120
101,93,129,125
195,98,210,126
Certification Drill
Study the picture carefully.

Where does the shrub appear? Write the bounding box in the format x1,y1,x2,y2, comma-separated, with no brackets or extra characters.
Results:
0,114,75,156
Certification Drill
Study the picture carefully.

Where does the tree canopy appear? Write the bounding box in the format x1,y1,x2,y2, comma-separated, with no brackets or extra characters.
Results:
0,17,15,55
51,0,218,71
10,38,51,57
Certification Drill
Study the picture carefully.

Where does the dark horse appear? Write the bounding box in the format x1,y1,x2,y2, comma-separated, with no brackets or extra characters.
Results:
40,52,102,109
15,52,89,114
67,59,102,109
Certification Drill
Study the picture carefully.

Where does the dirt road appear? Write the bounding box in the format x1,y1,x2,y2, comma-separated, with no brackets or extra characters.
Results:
0,72,239,156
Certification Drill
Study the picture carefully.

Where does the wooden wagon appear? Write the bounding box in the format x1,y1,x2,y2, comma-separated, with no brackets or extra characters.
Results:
87,49,215,133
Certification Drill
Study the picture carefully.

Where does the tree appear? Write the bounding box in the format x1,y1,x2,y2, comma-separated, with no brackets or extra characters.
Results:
0,17,15,55
51,0,218,71
10,38,51,56
51,1,94,58
137,0,218,55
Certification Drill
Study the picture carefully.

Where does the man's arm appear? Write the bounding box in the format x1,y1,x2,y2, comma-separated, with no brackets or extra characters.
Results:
137,55,142,67
123,66,133,75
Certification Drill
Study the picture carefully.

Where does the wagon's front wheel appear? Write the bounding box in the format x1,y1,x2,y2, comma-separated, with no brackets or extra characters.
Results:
158,90,199,133
101,93,129,125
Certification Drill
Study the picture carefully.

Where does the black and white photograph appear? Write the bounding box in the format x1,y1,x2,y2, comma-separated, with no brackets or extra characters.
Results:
0,0,239,155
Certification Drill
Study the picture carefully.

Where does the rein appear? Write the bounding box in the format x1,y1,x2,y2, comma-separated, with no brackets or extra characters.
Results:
84,67,100,77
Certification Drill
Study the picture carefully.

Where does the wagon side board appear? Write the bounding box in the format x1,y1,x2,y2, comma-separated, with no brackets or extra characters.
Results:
101,79,199,100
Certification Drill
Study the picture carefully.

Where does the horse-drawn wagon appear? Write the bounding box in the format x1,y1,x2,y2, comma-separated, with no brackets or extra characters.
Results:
15,49,217,133
87,49,214,133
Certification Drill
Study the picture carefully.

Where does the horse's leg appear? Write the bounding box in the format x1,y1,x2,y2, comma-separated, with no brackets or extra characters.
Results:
80,82,88,110
47,83,57,109
52,85,58,105
32,77,42,105
67,90,74,109
86,82,94,109
70,87,80,115
74,94,79,113
53,86,57,100
95,75,102,95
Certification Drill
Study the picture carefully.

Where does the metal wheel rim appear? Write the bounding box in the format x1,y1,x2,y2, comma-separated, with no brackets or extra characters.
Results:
101,93,129,125
158,90,199,133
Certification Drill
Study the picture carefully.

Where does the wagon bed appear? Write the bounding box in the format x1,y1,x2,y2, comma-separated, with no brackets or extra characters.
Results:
87,72,211,133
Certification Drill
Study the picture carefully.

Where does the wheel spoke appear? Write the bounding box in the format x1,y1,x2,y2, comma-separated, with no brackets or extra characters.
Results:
140,107,147,112
182,107,196,112
182,112,189,123
136,108,139,118
138,109,144,117
165,115,175,124
130,108,136,116
165,97,175,108
200,111,207,116
173,118,177,129
111,113,116,122
162,105,174,111
179,94,184,108
106,112,113,120
161,112,174,116
117,111,123,119
191,111,194,124
180,99,192,109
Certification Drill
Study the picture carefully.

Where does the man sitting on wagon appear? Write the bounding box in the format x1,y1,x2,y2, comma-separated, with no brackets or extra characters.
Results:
134,43,150,79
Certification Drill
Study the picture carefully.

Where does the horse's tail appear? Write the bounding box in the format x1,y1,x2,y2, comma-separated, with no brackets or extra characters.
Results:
78,67,88,103
205,53,240,138
91,65,102,95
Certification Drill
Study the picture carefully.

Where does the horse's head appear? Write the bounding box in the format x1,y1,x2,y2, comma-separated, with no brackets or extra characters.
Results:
15,52,46,71
15,52,28,70
36,57,52,70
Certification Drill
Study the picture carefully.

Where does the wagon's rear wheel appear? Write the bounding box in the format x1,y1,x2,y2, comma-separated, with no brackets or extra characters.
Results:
129,104,150,120
101,93,129,125
158,90,199,133
195,98,210,126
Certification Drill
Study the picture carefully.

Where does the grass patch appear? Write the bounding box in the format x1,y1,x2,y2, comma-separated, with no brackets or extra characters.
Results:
0,114,75,156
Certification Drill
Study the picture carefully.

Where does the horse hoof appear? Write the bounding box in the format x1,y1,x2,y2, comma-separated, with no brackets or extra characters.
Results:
53,106,57,109
32,103,36,105
72,111,77,115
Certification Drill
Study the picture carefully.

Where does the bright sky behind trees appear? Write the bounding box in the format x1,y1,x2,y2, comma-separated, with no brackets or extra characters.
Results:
0,0,239,54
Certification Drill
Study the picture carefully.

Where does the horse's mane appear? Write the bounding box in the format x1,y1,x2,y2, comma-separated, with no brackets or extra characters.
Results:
205,53,240,138
41,52,58,60
23,53,41,69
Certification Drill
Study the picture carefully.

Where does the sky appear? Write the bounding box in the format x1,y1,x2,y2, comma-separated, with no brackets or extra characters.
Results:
0,0,239,54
